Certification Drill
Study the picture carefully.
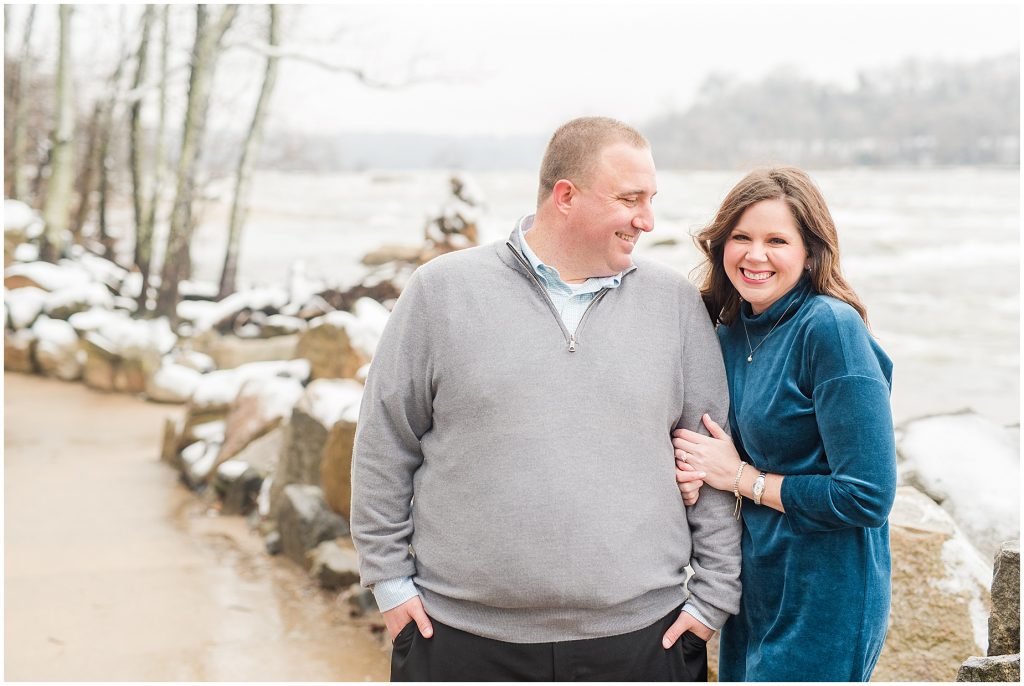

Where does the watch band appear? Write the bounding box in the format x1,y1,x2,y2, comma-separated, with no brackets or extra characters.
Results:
753,471,767,505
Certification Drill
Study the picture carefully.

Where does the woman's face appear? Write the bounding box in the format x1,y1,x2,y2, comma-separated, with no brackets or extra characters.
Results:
722,198,808,314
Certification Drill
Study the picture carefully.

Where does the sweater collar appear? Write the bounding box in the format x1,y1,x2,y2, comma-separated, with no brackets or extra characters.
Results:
502,214,638,280
739,273,813,333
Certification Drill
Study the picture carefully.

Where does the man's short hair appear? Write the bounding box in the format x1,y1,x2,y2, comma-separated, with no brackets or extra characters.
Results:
537,116,649,207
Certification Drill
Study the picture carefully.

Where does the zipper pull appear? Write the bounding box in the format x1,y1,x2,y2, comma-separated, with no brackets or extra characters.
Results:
568,334,577,352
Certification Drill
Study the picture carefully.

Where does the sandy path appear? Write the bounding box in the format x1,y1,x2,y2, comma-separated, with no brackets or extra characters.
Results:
4,372,390,681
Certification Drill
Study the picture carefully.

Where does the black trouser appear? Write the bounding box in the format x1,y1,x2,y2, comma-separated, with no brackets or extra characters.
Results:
390,605,708,682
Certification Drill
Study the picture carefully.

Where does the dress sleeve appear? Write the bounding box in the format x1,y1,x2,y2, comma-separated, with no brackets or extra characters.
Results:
350,267,436,587
780,305,897,533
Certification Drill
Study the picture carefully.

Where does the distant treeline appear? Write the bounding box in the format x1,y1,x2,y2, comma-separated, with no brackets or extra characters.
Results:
244,53,1019,171
645,54,1019,169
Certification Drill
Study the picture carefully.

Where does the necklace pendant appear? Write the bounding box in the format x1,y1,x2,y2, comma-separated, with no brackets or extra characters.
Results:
747,355,753,363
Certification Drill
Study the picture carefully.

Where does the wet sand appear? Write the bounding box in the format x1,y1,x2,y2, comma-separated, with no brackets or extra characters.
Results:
4,372,390,681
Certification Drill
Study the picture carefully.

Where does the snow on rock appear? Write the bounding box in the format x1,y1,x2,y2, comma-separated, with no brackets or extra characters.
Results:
310,309,378,360
189,358,310,410
179,280,220,300
302,378,363,428
185,286,291,332
82,310,177,357
4,260,91,292
217,459,250,481
169,348,216,374
13,243,38,262
120,271,142,299
31,315,83,380
146,362,203,404
44,282,115,318
240,375,305,424
4,199,43,235
180,440,221,487
899,411,1019,560
5,287,48,329
64,254,126,290
352,297,390,355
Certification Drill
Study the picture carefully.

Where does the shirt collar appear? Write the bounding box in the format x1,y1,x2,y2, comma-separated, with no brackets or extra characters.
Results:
515,215,623,291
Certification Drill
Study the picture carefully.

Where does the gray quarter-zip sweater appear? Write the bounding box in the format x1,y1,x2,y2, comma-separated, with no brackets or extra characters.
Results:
350,226,741,643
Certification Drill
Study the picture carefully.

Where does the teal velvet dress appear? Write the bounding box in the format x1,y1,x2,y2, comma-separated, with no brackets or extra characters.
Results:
717,276,896,682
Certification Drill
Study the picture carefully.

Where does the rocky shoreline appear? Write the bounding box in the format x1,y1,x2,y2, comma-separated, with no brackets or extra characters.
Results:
4,177,1018,681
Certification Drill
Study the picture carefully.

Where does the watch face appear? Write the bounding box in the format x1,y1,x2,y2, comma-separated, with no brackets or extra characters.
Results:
753,475,766,496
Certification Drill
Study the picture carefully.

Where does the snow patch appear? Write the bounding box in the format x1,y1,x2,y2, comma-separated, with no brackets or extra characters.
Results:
5,287,48,329
303,378,363,427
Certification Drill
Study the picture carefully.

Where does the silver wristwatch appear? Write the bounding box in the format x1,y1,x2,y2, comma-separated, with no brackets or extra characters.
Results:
752,471,767,505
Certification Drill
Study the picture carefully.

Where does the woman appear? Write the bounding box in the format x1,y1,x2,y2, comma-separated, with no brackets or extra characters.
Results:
673,167,896,681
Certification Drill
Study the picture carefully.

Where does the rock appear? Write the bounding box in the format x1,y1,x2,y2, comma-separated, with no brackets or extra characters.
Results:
160,417,182,467
113,356,147,394
214,376,304,471
956,654,1020,682
4,260,89,292
276,484,350,569
269,379,363,518
146,362,202,404
168,348,216,374
186,358,310,419
321,416,357,520
5,286,48,329
872,486,993,682
264,530,282,555
44,282,115,320
4,328,37,373
989,541,1020,656
231,427,283,477
346,584,378,617
361,244,422,266
190,329,300,369
80,333,118,391
899,412,1019,560
31,316,83,381
308,539,361,590
179,439,221,489
214,460,265,515
295,313,370,380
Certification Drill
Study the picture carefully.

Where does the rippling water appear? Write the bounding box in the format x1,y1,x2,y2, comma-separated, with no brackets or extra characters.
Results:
187,168,1019,426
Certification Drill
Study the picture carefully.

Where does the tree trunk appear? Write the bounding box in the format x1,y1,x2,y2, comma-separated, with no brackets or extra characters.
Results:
71,102,102,238
8,5,37,202
155,4,238,320
218,4,280,299
130,5,154,271
39,5,74,263
137,5,171,315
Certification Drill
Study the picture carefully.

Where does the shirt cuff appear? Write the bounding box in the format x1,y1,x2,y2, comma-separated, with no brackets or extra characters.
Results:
681,602,717,632
372,576,419,612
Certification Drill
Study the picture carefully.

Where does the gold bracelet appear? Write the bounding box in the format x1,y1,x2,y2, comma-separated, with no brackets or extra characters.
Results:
732,461,747,520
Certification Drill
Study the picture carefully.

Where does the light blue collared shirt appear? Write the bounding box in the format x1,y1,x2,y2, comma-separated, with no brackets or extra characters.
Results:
515,215,624,332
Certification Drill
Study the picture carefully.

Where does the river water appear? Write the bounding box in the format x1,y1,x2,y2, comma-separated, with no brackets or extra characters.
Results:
4,372,390,681
186,167,1019,427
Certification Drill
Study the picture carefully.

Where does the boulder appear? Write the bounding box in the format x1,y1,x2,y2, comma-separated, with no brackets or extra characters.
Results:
295,313,369,380
4,286,48,329
872,486,993,682
213,460,265,515
80,333,118,392
276,484,349,569
146,362,203,404
956,654,1020,682
4,328,36,373
192,329,300,370
989,541,1020,656
269,379,363,518
160,417,182,467
321,416,358,520
213,376,304,472
179,439,221,489
259,314,307,338
346,584,379,617
31,316,83,381
44,282,115,320
4,260,88,292
231,426,283,477
307,539,361,590
360,244,422,266
899,412,1019,560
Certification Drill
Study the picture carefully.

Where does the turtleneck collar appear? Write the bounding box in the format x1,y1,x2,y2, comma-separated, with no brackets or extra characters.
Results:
739,273,814,333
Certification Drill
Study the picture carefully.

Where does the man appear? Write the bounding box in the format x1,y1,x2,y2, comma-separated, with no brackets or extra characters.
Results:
351,116,740,681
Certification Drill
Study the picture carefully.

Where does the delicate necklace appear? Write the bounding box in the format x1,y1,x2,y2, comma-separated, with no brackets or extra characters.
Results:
741,298,797,363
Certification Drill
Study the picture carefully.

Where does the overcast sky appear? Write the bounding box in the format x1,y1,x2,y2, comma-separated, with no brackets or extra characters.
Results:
266,1,1020,136
7,2,1019,138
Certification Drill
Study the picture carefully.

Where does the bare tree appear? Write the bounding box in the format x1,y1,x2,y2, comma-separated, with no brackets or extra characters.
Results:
129,5,155,292
155,4,238,319
6,5,38,201
217,4,280,298
40,5,74,262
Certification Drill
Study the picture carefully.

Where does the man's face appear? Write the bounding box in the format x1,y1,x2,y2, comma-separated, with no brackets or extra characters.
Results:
566,143,657,277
